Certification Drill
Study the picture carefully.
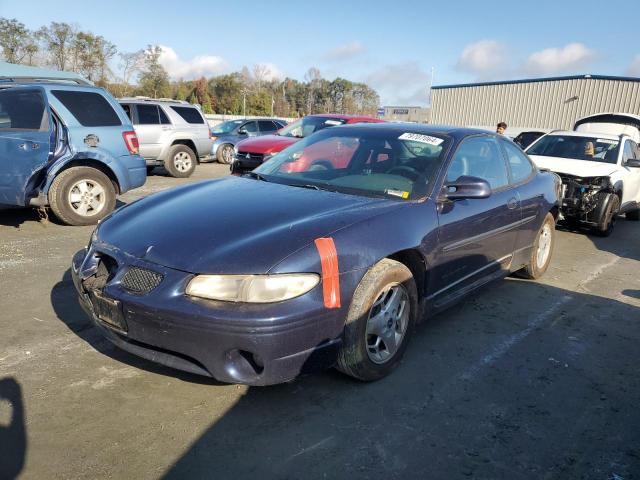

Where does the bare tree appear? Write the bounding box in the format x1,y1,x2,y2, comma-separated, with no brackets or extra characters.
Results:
252,64,270,90
37,22,76,70
304,67,322,114
117,50,145,96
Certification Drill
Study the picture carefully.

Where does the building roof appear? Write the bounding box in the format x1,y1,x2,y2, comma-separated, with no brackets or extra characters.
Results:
433,74,640,90
0,61,92,85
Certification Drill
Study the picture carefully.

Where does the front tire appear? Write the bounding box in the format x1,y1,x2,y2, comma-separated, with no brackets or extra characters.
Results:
48,167,116,226
165,145,196,178
336,258,417,382
594,193,620,237
515,212,555,279
217,144,234,164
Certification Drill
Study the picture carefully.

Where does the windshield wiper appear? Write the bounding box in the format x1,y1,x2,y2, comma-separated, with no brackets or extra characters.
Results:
245,171,269,181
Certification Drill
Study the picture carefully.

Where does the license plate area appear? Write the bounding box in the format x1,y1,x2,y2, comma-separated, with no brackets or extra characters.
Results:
89,290,127,333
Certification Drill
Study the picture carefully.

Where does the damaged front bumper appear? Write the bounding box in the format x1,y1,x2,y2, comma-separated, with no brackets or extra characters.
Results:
558,174,616,227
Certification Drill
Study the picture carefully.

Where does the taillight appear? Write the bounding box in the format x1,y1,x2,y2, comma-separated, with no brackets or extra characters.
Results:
122,131,139,155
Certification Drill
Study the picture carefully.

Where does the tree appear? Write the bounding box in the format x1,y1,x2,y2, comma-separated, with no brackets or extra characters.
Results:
117,50,145,97
137,45,170,98
0,18,31,63
37,22,76,71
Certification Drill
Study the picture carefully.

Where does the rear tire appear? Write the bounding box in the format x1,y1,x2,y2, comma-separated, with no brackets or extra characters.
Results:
48,167,116,226
217,144,234,164
515,212,555,279
146,166,155,175
336,258,417,382
165,145,196,178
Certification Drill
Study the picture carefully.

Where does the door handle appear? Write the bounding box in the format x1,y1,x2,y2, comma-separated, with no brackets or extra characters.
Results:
506,197,519,210
18,142,39,150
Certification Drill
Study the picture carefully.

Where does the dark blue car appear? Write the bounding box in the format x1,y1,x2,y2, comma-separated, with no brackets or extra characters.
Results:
71,124,561,385
211,118,286,164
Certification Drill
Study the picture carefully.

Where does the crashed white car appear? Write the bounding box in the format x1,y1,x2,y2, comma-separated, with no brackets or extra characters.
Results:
526,113,640,236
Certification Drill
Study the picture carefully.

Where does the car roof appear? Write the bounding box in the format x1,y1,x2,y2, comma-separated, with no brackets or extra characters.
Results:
306,113,382,122
0,61,92,86
542,130,621,141
119,97,196,106
331,122,497,140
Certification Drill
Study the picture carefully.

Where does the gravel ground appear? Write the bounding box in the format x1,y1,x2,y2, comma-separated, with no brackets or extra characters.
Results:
0,162,639,480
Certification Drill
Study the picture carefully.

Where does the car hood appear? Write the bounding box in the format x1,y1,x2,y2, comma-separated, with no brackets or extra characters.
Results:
235,135,299,154
529,155,619,177
97,177,402,274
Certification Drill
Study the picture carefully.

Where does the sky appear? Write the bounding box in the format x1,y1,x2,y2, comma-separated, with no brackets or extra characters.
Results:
2,0,639,106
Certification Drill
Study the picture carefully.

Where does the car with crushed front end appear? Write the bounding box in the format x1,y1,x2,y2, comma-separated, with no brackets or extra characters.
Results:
71,124,560,385
0,64,146,226
526,123,640,236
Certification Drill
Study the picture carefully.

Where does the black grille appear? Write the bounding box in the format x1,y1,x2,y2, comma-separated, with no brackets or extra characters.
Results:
121,267,163,294
237,151,264,162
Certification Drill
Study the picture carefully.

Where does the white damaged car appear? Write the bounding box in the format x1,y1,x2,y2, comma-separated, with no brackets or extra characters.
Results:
526,113,640,236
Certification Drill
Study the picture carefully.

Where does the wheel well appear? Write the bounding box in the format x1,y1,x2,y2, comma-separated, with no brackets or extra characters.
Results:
56,159,120,194
171,139,199,162
387,249,428,297
550,205,559,221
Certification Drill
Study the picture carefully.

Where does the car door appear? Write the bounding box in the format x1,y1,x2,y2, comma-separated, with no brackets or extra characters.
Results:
0,87,52,206
430,135,521,301
134,104,166,159
622,139,640,205
240,121,259,138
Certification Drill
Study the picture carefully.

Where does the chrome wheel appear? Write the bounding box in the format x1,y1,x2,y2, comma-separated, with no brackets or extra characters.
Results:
173,151,193,172
222,145,234,164
536,223,552,269
67,179,107,217
366,283,409,364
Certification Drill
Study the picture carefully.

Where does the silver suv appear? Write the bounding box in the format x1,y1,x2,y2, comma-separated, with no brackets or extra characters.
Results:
119,98,213,177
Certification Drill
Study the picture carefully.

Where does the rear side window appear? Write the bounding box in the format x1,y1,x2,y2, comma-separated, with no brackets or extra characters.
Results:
136,104,160,125
502,140,534,183
258,120,278,132
170,106,205,124
0,89,46,130
52,90,121,127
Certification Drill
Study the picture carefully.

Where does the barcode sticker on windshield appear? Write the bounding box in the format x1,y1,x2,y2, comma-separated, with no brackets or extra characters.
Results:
398,133,444,145
325,120,343,125
597,139,617,144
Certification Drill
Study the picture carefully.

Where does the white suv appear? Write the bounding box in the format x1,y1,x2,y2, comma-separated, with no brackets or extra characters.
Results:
119,98,213,177
526,113,640,236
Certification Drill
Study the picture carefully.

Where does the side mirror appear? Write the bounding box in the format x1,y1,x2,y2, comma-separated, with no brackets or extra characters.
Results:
238,128,247,135
624,158,640,168
441,176,492,200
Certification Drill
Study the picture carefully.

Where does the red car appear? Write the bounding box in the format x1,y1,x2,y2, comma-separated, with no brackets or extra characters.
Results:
231,114,383,174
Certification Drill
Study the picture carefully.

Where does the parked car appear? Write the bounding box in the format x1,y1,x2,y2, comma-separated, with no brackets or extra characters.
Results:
118,98,213,178
230,114,384,175
72,124,560,385
526,116,640,236
0,66,146,226
211,118,287,164
513,130,545,150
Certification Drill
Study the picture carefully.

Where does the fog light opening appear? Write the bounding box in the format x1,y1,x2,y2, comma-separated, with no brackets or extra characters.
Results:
239,350,265,375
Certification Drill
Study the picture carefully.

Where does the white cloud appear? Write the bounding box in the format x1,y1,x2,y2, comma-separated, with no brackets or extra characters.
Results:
456,40,509,79
365,62,431,106
324,42,365,61
256,62,284,81
158,45,229,79
627,55,640,76
525,43,597,75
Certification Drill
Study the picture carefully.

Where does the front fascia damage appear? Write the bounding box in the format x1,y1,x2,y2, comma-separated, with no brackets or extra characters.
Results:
559,173,616,226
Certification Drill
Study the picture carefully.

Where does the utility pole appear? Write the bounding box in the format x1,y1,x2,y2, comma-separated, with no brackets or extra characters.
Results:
241,88,247,117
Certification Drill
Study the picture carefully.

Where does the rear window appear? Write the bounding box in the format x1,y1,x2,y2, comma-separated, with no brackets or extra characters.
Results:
52,90,121,127
170,106,205,124
0,89,46,130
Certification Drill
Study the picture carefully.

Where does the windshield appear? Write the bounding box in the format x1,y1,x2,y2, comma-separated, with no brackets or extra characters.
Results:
527,135,620,164
211,120,244,134
253,128,449,200
278,116,347,138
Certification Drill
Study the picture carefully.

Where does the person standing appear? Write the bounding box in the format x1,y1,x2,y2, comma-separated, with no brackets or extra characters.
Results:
496,122,507,135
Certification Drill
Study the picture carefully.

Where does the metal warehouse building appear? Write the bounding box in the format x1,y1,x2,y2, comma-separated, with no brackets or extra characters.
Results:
430,74,640,133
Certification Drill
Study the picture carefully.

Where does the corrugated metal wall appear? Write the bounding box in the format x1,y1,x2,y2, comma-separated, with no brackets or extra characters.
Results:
431,78,640,130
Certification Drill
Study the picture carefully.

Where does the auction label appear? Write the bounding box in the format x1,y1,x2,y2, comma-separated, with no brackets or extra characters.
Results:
398,132,444,146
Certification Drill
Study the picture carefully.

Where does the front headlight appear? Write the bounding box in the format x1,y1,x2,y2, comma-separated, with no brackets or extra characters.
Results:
186,273,320,303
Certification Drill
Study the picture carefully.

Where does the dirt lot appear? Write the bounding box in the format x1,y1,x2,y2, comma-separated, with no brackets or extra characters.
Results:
1,163,639,480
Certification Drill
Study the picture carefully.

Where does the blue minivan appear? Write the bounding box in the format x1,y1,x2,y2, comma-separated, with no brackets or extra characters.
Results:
0,64,146,225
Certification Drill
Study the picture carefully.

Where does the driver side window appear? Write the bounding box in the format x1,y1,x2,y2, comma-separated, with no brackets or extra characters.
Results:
446,137,509,190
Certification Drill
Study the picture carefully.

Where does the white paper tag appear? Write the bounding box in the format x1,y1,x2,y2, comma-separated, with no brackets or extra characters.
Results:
398,132,444,146
325,120,343,125
597,139,617,145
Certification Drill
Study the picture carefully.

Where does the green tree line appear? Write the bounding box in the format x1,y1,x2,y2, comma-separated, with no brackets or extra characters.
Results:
0,17,380,117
